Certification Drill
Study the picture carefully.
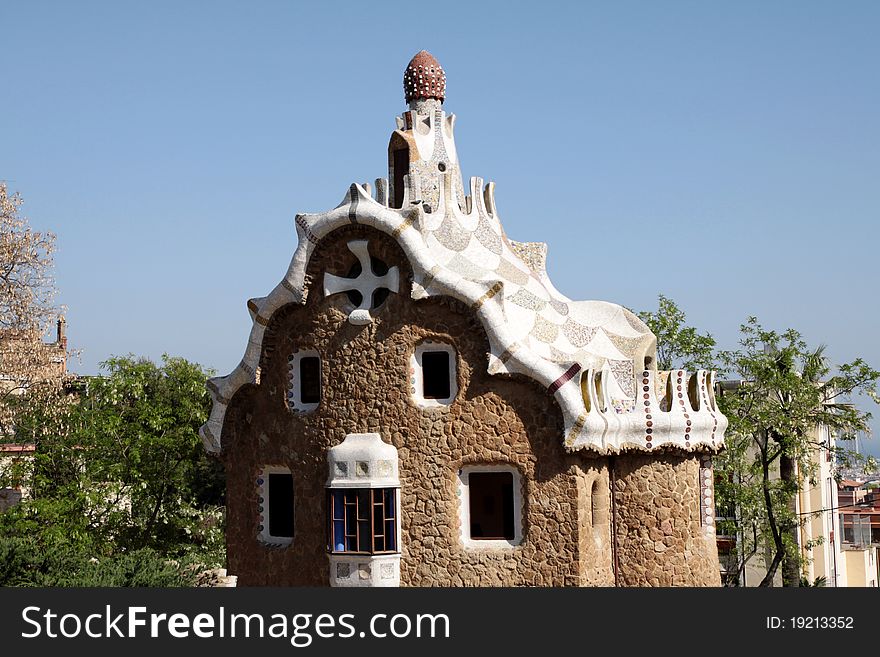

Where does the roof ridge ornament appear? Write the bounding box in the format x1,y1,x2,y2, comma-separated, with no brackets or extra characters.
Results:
404,50,446,105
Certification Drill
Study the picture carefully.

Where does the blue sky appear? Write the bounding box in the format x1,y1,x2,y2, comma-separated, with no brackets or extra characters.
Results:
4,1,879,457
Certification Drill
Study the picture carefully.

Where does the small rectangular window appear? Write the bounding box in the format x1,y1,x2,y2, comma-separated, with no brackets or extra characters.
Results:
288,350,321,412
421,351,451,399
299,356,321,404
268,473,294,539
329,488,397,554
412,343,457,407
468,472,515,540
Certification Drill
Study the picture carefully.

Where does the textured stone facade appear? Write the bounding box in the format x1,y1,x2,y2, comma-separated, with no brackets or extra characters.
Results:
612,453,722,586
219,226,720,586
207,51,725,587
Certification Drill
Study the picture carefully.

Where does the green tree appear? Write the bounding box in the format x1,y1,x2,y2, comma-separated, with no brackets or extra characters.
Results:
637,294,716,371
0,354,225,585
637,297,879,587
63,355,224,550
715,319,879,587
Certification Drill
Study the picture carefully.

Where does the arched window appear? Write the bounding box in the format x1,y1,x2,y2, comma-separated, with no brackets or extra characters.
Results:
687,373,701,411
391,148,408,208
388,131,410,210
591,479,602,527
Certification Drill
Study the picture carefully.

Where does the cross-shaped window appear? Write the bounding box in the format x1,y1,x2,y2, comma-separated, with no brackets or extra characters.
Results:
323,240,399,325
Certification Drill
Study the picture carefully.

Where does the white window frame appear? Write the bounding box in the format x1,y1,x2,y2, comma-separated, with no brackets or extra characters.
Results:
288,349,321,413
259,466,294,547
411,342,457,407
457,465,523,549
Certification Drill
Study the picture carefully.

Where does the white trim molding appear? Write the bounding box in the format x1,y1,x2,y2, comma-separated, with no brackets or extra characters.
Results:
410,341,458,407
287,349,321,413
457,464,523,549
257,465,294,547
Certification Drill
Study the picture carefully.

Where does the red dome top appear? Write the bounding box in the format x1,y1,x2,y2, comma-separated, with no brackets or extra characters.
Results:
403,50,446,103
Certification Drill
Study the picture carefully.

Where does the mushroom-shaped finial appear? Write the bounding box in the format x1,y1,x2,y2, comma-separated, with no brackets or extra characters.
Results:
403,50,446,104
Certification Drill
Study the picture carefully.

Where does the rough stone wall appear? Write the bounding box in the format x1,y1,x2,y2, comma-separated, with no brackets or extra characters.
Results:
221,224,615,586
612,453,721,586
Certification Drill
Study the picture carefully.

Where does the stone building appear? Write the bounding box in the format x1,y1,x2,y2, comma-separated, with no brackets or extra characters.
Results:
201,51,726,587
0,318,69,510
0,317,68,400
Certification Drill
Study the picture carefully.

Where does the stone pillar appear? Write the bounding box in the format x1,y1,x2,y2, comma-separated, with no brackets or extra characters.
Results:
612,453,721,586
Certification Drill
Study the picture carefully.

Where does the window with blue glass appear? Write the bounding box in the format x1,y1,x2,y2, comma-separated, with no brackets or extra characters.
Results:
329,488,397,554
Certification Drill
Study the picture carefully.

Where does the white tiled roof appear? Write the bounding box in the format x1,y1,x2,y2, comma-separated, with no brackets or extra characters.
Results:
201,181,725,455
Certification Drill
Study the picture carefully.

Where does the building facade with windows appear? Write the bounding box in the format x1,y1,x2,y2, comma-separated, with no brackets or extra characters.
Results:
202,52,727,587
796,425,847,587
715,417,877,587
0,318,69,511
838,480,880,587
